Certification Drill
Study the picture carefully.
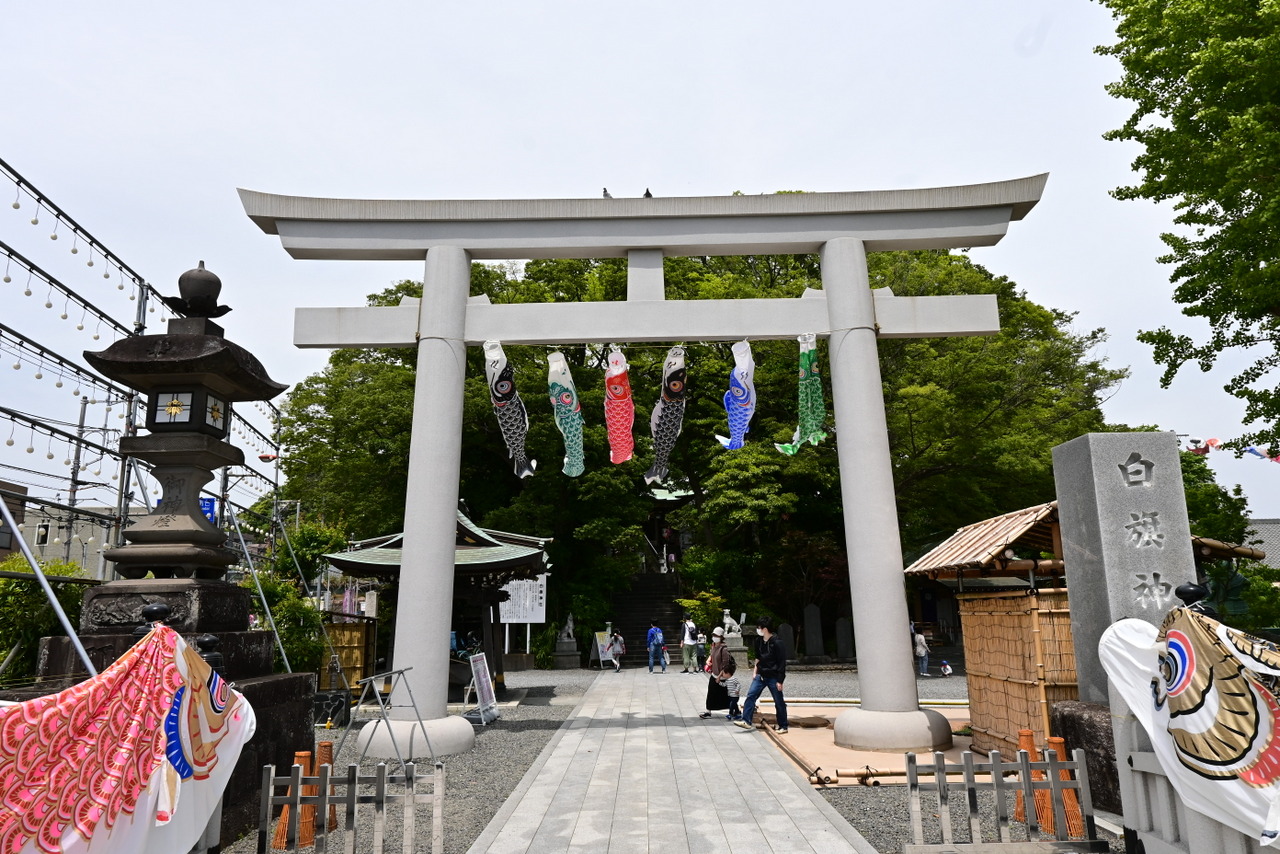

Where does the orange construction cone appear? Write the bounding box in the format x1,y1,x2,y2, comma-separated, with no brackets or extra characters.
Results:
1013,730,1053,831
316,741,338,832
272,751,316,850
1048,736,1085,837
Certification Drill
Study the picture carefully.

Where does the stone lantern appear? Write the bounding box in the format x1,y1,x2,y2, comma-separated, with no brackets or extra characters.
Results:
84,261,286,580
37,262,315,840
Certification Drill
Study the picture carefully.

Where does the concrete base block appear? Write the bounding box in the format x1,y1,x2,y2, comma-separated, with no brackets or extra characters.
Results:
834,707,953,751
1051,700,1121,813
357,716,476,760
553,651,580,669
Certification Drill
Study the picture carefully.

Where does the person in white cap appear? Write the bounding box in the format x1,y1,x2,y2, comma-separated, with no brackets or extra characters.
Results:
698,626,732,719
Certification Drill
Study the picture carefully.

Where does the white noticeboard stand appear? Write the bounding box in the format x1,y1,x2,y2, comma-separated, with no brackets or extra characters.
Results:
499,573,548,653
592,631,612,670
464,652,500,725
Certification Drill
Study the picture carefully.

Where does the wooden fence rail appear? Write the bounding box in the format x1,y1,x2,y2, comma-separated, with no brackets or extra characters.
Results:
905,748,1107,853
258,761,444,854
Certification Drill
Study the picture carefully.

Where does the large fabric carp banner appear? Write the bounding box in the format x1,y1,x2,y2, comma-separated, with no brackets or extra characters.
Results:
0,625,256,854
1101,607,1280,846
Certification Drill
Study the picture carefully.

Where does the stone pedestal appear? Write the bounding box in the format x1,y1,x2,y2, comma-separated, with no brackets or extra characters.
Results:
39,629,274,682
725,633,749,664
81,578,250,633
835,617,855,662
105,435,243,579
504,652,535,672
802,603,828,663
553,639,580,669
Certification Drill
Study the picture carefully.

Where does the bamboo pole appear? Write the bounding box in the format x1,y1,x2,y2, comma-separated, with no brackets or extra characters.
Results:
1028,591,1052,742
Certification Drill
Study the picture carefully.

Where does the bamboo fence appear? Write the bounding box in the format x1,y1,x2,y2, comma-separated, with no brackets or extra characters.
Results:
957,588,1078,757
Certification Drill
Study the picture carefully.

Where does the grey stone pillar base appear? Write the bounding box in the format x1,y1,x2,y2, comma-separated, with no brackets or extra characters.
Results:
834,707,953,751
357,716,476,759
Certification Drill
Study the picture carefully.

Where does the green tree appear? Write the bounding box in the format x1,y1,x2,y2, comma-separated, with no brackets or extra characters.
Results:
266,520,350,588
874,252,1128,556
1178,449,1280,628
1181,450,1252,544
241,571,326,673
0,555,85,685
1098,0,1280,449
274,250,1126,634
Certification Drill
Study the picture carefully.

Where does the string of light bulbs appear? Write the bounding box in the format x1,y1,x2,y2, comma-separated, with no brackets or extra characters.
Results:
0,156,169,320
0,321,132,401
0,405,119,464
0,239,133,337
230,410,278,456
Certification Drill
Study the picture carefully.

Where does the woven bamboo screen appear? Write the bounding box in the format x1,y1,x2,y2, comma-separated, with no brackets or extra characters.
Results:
957,588,1078,756
317,622,373,693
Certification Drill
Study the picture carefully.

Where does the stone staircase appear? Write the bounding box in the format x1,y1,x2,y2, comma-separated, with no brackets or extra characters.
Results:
609,572,684,670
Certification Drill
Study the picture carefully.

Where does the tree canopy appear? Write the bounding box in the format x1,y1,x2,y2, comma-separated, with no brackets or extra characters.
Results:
275,250,1126,629
1098,0,1280,448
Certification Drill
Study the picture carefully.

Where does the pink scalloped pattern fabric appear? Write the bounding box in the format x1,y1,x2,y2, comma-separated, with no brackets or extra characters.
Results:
0,627,180,854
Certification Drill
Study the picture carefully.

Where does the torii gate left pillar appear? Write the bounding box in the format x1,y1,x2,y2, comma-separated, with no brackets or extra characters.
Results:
241,176,1047,756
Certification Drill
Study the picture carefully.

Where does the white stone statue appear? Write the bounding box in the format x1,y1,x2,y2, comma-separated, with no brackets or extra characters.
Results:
722,609,743,637
559,612,576,641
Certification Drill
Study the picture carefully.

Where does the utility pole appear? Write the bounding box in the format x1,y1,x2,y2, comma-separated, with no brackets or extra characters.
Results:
64,395,89,562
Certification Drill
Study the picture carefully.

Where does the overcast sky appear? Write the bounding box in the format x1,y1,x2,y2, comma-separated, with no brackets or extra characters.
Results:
3,2,1278,526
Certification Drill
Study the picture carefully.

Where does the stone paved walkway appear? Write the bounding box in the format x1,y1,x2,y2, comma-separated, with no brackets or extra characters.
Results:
466,668,875,853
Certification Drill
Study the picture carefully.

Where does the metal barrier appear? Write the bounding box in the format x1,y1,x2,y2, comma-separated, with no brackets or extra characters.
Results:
905,749,1107,853
258,761,444,854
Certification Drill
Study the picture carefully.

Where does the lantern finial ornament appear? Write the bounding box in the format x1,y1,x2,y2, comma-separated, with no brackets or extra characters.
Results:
162,260,232,318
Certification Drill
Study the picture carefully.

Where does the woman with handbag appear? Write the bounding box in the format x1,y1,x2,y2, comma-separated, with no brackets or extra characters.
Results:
698,627,732,718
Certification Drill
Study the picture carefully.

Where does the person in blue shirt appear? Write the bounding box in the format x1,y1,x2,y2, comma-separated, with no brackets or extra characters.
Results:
646,620,667,673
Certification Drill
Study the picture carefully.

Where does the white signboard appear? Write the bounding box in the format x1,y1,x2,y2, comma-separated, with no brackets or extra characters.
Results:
498,573,548,623
468,652,500,724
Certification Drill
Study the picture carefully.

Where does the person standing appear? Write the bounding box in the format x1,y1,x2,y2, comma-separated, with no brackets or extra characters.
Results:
735,616,789,734
699,626,731,719
914,631,930,677
721,658,742,720
606,630,624,672
679,615,698,673
646,620,667,673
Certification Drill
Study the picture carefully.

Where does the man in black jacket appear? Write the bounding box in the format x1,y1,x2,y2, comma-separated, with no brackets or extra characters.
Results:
734,616,789,734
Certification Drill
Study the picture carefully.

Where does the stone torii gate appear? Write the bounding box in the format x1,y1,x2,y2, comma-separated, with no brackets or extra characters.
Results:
241,175,1047,755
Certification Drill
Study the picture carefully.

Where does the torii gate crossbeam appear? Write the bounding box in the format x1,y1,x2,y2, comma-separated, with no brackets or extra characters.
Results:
241,175,1047,756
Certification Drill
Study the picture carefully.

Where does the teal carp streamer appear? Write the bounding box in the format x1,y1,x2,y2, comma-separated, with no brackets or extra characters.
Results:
775,333,828,455
547,351,585,477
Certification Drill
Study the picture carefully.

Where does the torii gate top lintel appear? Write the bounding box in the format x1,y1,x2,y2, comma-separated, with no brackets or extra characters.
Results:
238,173,1047,261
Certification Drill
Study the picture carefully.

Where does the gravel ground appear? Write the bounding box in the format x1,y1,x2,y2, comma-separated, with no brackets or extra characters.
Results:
223,666,1123,853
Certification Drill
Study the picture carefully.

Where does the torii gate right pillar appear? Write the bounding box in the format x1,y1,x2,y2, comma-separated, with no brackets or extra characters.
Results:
823,237,952,750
